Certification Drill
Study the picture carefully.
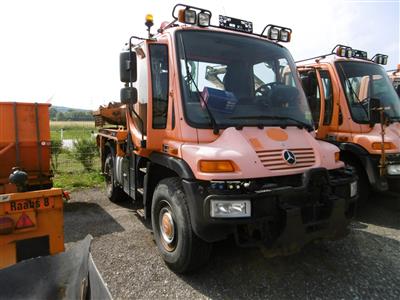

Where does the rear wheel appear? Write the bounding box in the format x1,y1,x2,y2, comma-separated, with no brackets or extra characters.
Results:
104,153,126,203
151,177,212,273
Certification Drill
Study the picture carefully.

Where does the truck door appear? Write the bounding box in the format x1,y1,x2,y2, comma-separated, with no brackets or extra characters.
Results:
300,69,323,129
299,68,334,139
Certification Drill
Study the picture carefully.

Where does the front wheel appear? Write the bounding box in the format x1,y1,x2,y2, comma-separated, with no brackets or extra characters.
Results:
343,158,369,205
151,177,212,273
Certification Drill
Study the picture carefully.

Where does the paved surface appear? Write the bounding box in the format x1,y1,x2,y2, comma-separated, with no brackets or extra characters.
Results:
65,188,400,299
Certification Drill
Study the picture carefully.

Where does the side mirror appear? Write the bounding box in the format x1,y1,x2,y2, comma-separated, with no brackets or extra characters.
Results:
369,98,381,124
121,87,138,105
120,51,137,83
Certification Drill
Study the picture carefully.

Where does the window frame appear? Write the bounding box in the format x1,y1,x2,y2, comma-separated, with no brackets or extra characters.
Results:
149,44,169,129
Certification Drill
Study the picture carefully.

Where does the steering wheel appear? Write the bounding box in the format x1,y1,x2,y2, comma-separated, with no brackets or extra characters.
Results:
255,82,278,97
254,82,280,107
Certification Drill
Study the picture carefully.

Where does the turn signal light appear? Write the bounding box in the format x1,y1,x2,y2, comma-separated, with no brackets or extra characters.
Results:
335,152,340,162
0,216,14,235
371,142,396,150
199,160,236,173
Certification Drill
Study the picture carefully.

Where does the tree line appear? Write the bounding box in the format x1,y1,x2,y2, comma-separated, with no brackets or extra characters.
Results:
49,107,94,121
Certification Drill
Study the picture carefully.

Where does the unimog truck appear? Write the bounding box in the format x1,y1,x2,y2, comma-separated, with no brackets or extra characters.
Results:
297,45,400,200
95,4,358,273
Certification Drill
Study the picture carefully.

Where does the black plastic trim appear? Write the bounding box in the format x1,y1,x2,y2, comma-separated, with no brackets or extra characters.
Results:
149,152,195,179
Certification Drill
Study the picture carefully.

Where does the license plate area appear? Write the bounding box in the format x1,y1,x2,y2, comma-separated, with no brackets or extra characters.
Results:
4,197,55,213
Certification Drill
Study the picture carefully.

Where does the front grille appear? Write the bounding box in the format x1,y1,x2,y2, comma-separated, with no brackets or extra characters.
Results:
256,148,315,171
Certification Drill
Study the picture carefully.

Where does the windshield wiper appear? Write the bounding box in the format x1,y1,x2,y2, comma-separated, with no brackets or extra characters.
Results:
229,115,314,131
178,35,219,135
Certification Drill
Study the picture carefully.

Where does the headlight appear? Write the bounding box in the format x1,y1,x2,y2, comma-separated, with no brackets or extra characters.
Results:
387,164,400,175
210,200,251,218
350,181,358,198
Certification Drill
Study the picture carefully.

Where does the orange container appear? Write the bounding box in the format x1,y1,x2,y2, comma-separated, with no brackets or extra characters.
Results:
0,188,64,269
0,102,52,194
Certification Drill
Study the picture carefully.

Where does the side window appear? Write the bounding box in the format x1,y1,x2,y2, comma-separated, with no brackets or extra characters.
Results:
149,44,169,129
319,70,333,125
300,71,321,128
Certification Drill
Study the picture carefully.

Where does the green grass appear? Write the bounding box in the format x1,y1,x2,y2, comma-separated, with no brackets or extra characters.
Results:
52,152,104,191
50,121,95,140
53,171,104,191
50,121,104,191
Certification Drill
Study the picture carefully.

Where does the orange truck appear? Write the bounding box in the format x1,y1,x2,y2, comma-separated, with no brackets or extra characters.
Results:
0,102,64,268
95,4,358,273
296,45,400,200
387,64,400,97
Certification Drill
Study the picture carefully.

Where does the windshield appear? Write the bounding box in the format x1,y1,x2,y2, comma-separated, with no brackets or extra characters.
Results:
336,61,400,123
176,30,312,129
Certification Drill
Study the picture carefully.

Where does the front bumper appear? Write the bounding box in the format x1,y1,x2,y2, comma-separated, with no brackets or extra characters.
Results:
183,167,357,256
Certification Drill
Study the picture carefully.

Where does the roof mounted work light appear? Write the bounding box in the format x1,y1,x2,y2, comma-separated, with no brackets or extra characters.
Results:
261,25,292,42
180,9,196,24
198,11,211,27
332,44,353,58
372,54,388,65
172,3,212,27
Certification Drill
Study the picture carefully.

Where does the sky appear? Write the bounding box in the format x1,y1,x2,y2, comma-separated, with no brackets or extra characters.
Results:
0,0,398,110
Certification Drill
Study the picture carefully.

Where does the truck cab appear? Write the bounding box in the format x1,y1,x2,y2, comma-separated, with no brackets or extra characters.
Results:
96,5,357,273
297,45,400,199
388,64,400,97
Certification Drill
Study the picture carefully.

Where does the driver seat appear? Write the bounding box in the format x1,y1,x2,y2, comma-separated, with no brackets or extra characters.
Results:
223,64,251,102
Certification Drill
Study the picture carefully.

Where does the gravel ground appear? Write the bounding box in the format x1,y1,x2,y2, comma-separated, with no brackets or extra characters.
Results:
64,188,400,299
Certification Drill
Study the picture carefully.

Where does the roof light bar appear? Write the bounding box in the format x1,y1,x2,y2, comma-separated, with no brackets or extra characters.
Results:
261,24,292,42
332,44,353,58
372,54,388,65
172,3,212,27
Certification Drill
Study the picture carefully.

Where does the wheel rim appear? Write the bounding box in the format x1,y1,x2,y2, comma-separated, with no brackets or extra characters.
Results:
158,204,176,252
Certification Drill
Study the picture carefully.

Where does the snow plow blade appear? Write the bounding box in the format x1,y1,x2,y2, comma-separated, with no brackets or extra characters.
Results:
0,235,111,300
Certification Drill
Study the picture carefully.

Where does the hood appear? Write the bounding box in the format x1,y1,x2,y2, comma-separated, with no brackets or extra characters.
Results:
181,126,342,181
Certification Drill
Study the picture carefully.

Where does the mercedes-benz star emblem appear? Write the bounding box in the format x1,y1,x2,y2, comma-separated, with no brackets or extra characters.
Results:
283,150,296,165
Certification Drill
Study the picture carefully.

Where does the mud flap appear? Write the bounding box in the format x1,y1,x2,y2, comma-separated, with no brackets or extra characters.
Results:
261,197,349,257
0,235,112,300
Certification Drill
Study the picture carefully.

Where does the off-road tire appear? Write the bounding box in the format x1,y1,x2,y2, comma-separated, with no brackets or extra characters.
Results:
151,177,212,273
104,154,126,203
